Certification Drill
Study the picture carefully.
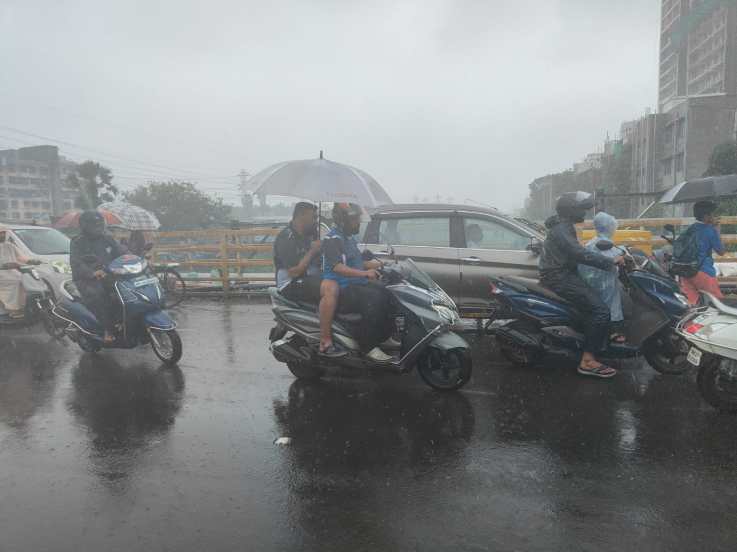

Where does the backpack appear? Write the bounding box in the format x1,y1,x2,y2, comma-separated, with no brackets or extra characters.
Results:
671,224,702,278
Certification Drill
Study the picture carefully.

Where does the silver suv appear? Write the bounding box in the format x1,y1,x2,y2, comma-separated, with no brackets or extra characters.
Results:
361,204,543,317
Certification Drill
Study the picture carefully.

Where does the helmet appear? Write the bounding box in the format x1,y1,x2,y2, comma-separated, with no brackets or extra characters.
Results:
555,191,594,223
79,210,105,238
332,202,363,235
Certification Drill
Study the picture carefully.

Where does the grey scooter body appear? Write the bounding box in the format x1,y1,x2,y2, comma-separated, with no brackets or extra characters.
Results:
268,260,472,390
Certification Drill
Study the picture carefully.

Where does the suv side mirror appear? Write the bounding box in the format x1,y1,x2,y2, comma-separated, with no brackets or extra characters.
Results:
527,238,543,256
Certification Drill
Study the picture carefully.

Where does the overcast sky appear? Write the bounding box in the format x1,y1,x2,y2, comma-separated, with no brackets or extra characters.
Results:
0,0,660,211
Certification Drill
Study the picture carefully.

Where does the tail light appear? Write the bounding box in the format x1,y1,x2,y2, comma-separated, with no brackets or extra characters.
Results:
684,322,704,335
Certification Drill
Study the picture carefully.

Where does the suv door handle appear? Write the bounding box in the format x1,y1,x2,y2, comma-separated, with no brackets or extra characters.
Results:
461,256,481,263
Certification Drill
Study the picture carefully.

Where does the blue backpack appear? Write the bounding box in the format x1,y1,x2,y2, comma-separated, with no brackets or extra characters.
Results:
671,225,702,278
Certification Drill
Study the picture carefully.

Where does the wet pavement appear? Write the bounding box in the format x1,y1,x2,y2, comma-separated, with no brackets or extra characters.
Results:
1,299,737,551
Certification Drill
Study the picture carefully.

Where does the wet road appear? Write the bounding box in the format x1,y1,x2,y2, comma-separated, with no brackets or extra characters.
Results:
1,299,737,551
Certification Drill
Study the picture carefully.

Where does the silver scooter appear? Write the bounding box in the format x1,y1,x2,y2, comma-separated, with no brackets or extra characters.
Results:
268,258,472,391
677,292,737,411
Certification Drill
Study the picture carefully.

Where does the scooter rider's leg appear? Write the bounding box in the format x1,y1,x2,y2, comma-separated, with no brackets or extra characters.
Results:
544,274,615,378
319,279,341,355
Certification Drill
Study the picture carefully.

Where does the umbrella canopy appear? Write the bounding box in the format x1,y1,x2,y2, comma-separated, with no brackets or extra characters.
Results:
53,208,123,229
659,174,737,204
97,201,161,230
249,153,392,208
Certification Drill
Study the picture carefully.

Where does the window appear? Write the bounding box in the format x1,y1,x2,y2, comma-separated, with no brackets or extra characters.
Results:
463,217,529,251
378,217,450,247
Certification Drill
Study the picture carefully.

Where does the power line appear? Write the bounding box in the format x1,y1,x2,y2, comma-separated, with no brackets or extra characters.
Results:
0,124,241,180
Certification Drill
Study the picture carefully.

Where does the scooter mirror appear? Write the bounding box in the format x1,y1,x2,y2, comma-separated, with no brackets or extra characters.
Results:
526,238,543,256
596,240,614,251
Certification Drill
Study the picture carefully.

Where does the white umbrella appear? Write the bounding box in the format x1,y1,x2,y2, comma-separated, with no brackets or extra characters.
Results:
97,201,161,230
249,152,392,208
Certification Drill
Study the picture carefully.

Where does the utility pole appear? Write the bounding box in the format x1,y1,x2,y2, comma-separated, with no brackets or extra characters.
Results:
238,169,252,210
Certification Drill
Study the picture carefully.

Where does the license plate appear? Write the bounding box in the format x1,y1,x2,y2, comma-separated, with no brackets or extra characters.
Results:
687,347,703,366
134,277,159,288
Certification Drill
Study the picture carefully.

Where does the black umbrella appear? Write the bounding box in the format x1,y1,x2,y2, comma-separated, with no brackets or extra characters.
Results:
659,174,737,204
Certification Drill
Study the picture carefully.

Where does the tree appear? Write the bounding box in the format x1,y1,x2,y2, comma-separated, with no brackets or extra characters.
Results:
704,141,737,177
704,141,737,216
67,161,118,209
124,181,232,230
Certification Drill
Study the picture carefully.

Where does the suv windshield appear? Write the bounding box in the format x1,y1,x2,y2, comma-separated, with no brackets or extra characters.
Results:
13,228,71,255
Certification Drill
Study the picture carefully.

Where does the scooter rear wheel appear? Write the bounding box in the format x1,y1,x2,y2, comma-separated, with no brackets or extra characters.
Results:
417,348,472,391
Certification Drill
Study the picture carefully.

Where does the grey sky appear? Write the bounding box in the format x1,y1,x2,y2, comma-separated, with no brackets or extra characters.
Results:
0,0,660,211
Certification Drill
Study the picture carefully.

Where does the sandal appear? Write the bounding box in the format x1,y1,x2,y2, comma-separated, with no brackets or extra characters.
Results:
577,363,617,379
610,333,626,344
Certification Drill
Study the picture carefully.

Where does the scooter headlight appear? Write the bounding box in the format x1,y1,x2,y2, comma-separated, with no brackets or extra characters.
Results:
433,303,459,325
51,260,72,274
110,260,147,275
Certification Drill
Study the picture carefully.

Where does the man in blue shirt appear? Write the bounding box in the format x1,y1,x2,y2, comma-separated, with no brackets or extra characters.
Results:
321,203,393,362
681,200,725,304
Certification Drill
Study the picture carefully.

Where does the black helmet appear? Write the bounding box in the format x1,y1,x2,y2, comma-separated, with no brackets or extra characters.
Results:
79,210,105,238
332,202,363,235
555,191,594,223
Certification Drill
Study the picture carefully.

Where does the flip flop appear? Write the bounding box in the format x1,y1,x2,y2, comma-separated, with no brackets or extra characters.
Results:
577,363,617,378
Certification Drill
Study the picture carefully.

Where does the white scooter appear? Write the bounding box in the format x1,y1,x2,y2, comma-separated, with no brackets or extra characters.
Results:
677,292,737,411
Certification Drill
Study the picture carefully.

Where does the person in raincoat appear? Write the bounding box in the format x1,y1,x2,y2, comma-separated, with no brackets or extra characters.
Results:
0,229,35,318
539,193,625,379
578,212,625,343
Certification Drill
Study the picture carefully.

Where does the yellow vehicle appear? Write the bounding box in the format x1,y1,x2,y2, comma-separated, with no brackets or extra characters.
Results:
580,229,653,255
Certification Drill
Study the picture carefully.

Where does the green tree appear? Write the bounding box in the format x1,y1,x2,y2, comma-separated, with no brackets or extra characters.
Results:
124,181,231,230
66,161,118,209
704,141,737,177
704,141,737,216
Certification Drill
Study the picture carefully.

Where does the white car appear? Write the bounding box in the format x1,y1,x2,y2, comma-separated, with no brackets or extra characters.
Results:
3,224,72,275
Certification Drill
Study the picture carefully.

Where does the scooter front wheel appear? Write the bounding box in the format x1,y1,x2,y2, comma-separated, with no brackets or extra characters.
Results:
417,348,472,391
149,328,183,365
697,354,737,413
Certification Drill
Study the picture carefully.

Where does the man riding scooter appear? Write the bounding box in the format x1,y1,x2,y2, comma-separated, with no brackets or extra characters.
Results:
69,211,124,344
322,203,394,362
539,192,625,378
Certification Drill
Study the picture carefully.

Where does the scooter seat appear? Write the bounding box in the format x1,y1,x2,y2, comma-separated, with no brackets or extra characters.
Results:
500,276,577,308
271,287,363,323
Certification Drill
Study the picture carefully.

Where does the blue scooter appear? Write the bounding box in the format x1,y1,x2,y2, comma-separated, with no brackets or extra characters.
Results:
48,253,182,364
487,243,692,374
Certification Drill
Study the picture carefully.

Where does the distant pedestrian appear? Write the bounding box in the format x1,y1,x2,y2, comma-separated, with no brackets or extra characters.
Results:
679,200,725,305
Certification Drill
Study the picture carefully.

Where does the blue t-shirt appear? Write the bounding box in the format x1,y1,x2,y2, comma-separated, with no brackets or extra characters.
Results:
321,228,367,288
694,222,724,277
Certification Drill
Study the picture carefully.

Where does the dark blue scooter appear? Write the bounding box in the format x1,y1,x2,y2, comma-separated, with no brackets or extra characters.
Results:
49,253,182,364
487,243,692,374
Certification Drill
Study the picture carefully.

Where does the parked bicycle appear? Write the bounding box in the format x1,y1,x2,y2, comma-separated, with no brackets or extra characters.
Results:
151,262,186,308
